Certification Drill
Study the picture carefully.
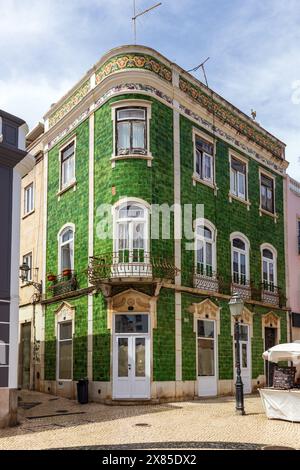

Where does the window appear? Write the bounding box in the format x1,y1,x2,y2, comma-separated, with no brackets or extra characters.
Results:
195,220,216,277
261,245,277,291
230,156,247,200
194,136,214,183
58,321,72,380
61,141,75,189
114,201,148,263
59,226,74,273
260,174,274,213
24,183,34,215
116,108,146,155
231,235,249,285
22,253,32,282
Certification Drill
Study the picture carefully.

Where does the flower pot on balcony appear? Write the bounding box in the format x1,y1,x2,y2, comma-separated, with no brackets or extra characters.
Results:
47,274,57,282
62,269,72,278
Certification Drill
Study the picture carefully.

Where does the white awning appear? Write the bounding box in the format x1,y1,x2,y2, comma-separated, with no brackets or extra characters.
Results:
262,342,300,364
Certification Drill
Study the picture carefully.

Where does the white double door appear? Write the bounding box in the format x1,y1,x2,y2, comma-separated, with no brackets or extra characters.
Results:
234,324,251,394
113,313,150,399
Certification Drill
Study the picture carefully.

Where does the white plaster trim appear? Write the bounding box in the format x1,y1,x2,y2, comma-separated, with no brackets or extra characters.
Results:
42,152,48,293
87,113,94,380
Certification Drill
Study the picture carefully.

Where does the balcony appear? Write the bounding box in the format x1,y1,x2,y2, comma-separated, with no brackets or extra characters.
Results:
193,264,219,293
88,251,179,286
261,282,280,307
47,271,78,298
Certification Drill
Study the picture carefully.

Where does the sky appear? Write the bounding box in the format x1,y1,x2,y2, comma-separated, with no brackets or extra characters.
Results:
0,0,300,178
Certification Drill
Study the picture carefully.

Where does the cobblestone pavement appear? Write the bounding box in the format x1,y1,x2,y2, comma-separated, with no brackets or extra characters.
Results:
0,390,299,450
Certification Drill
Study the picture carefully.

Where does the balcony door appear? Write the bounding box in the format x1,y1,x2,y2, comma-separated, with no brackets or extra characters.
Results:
114,202,150,277
197,319,218,396
113,313,150,399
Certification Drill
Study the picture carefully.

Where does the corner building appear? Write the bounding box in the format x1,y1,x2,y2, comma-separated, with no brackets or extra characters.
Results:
41,46,289,402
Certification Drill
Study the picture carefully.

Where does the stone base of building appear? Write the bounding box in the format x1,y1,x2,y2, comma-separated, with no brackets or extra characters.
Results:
39,378,266,404
0,389,18,428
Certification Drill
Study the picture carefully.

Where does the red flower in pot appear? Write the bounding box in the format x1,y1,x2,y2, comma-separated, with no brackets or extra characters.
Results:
62,268,72,278
47,273,57,282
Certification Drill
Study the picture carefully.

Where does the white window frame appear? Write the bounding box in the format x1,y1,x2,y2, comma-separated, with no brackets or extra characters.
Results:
230,232,250,285
192,128,215,189
194,218,217,277
58,223,75,274
59,137,76,192
113,198,150,263
24,182,34,216
229,152,249,206
259,168,277,219
57,320,73,381
110,100,152,167
261,243,277,290
22,252,33,282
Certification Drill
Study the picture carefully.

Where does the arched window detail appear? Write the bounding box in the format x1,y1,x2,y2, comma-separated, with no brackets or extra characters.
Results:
58,225,75,274
114,200,149,265
261,244,277,291
195,219,217,278
230,233,250,285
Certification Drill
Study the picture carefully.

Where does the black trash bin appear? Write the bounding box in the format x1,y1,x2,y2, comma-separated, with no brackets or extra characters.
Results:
77,378,89,404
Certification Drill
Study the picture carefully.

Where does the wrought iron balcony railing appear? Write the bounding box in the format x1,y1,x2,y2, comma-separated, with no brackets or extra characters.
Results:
47,271,78,298
261,282,280,306
88,251,179,285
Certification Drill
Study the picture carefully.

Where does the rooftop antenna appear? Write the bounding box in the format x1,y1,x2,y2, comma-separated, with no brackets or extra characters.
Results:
187,57,210,87
132,1,162,45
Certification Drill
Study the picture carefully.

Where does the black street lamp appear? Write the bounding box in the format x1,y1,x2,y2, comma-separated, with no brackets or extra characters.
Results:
19,262,43,294
229,292,245,415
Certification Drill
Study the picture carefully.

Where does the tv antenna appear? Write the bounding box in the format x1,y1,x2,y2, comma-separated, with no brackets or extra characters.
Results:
132,1,162,44
187,57,210,87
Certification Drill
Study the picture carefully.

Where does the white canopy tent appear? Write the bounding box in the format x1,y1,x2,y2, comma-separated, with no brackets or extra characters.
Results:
262,341,300,365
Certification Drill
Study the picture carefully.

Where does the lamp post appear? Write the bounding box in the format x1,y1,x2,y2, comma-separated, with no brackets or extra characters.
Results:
229,292,245,415
19,262,43,391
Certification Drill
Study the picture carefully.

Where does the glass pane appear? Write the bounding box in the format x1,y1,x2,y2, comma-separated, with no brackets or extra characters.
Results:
206,242,212,266
59,340,72,379
261,174,273,189
231,157,246,174
230,169,236,194
240,254,246,275
119,204,144,219
198,338,214,376
135,338,145,377
132,122,145,149
233,238,245,250
62,229,73,243
196,150,201,176
238,172,245,197
60,322,72,340
204,154,212,179
239,325,248,341
62,244,72,270
118,223,129,250
118,338,128,377
242,343,247,368
197,320,214,338
133,222,145,249
117,122,130,151
267,188,274,212
263,249,273,260
115,315,148,333
269,263,274,283
62,143,74,161
263,260,268,281
196,138,213,155
117,108,145,120
197,240,204,264
233,250,239,274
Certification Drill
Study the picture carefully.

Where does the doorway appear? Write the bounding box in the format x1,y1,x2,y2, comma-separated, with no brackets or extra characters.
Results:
197,319,218,396
234,324,251,394
113,313,150,399
264,327,277,387
20,322,31,389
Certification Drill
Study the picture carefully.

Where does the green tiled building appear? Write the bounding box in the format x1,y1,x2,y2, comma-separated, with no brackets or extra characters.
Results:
40,46,289,401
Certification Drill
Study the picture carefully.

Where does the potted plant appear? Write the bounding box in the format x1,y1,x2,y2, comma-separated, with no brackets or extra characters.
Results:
47,273,57,282
62,268,72,278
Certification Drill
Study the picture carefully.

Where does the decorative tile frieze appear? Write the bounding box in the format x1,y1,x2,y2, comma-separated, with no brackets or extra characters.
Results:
95,53,172,85
179,77,284,160
49,80,91,128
